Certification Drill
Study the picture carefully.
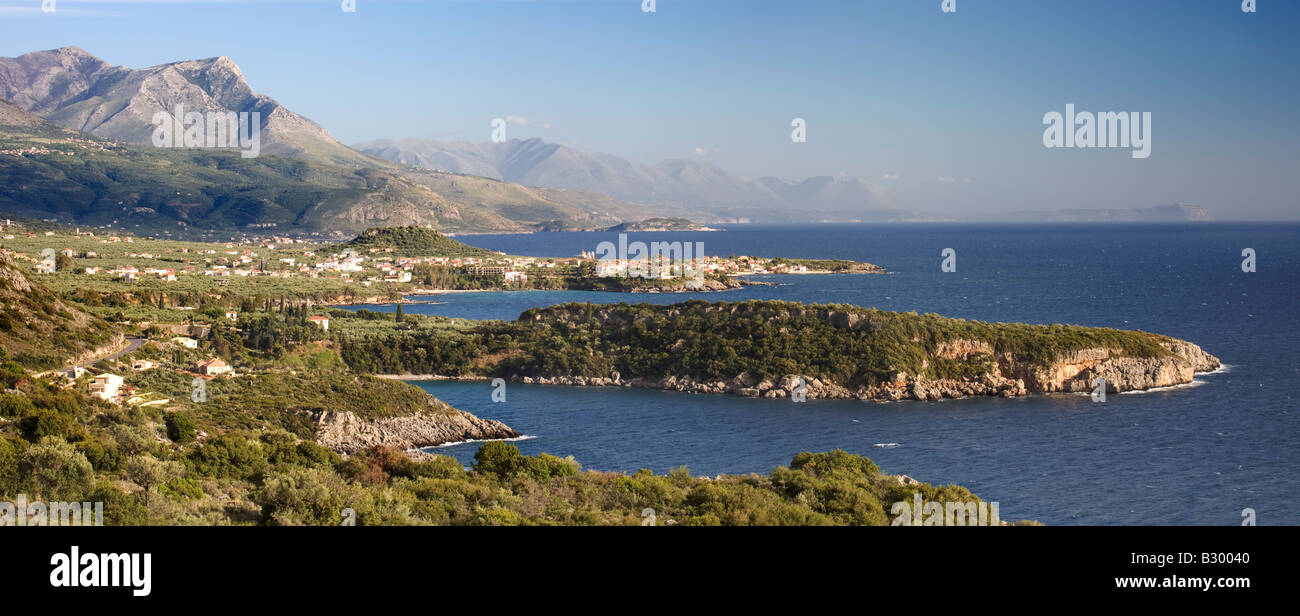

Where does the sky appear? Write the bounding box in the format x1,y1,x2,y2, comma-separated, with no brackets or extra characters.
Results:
1,0,1297,220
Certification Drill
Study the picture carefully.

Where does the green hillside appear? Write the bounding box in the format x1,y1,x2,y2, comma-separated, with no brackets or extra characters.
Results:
343,227,498,258
0,107,651,239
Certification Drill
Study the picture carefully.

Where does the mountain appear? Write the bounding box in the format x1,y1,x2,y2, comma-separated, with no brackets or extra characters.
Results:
0,46,376,167
352,137,903,221
0,98,660,237
992,204,1212,223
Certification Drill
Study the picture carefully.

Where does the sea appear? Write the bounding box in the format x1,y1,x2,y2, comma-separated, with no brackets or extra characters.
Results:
340,223,1300,525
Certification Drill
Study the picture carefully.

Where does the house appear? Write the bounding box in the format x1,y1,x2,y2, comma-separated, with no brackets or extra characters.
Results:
132,359,159,371
225,311,238,321
63,366,89,381
171,336,199,349
88,374,124,402
195,358,231,376
307,316,329,331
504,271,528,283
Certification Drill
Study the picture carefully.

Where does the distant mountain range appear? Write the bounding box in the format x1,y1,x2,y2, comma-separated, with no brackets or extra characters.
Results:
990,204,1212,223
0,48,672,237
352,137,928,222
0,46,1213,235
0,97,656,238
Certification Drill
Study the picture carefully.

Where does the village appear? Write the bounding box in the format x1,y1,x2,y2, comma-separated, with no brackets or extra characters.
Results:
2,224,838,293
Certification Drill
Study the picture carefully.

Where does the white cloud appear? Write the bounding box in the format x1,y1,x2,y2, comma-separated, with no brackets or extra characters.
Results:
505,115,531,127
881,173,899,180
937,177,956,183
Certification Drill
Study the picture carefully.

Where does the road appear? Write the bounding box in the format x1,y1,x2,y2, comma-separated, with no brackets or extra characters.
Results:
75,336,147,371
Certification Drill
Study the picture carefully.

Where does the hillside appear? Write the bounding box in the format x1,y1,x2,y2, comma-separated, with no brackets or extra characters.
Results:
0,113,656,238
0,250,119,371
343,227,497,258
0,48,666,236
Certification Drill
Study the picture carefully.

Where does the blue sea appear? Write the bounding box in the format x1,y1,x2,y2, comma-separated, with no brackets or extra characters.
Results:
342,223,1300,525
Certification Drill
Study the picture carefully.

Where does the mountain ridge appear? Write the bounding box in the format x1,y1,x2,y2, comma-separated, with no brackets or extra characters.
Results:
352,137,909,222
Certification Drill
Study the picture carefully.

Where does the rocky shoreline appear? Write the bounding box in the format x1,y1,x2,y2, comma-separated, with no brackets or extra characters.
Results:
312,402,519,455
505,339,1221,402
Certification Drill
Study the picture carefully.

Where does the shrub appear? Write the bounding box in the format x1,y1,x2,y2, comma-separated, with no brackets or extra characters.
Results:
254,467,349,526
165,411,196,443
189,433,267,480
472,441,523,478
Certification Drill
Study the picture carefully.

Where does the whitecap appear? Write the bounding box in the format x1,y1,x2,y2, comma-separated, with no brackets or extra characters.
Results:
419,434,538,450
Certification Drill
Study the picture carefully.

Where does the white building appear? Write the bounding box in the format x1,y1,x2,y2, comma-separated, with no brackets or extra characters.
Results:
89,374,124,402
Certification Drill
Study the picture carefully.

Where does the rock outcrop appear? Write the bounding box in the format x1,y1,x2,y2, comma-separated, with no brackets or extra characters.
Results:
313,406,519,455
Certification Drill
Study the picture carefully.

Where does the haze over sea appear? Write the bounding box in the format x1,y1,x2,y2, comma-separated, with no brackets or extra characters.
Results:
343,223,1299,525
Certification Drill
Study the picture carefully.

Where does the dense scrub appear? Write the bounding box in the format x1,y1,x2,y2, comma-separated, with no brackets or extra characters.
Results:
336,300,1175,387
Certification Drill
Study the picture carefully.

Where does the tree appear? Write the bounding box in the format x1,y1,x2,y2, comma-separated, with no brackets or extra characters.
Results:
395,303,404,323
125,455,182,506
21,436,94,501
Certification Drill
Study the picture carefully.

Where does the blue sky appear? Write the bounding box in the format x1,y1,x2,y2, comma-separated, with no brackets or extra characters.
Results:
1,0,1297,219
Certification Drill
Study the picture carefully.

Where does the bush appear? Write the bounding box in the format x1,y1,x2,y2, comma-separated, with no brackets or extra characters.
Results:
254,467,350,526
0,393,35,419
0,435,25,496
19,408,79,441
790,449,880,478
158,477,204,502
165,412,196,443
189,433,267,480
472,441,523,478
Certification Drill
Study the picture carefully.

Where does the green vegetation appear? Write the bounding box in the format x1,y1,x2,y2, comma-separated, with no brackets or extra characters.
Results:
334,299,1174,387
0,118,653,238
0,253,118,371
0,229,1077,526
605,217,712,232
343,227,497,258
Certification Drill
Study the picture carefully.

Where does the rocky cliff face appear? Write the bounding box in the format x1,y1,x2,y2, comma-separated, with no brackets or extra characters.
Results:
313,407,519,455
511,338,1220,402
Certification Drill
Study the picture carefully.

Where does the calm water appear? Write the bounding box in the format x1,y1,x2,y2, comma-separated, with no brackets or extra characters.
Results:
344,223,1300,525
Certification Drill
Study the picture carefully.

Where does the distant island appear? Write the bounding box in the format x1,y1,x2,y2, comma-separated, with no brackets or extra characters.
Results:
604,218,719,232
